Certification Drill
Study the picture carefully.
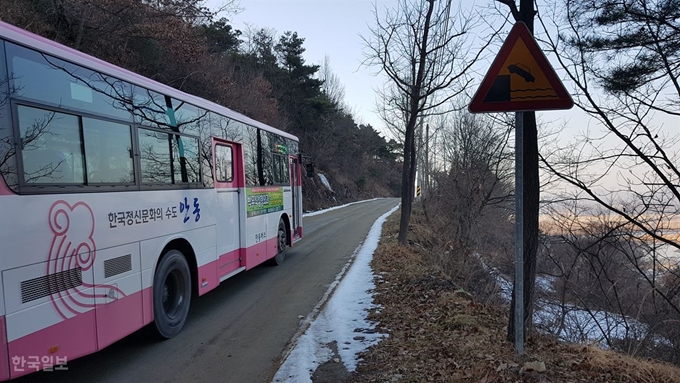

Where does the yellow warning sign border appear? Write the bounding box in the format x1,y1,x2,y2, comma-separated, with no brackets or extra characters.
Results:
469,22,573,113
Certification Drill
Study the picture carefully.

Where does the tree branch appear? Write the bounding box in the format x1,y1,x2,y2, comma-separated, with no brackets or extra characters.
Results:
495,0,520,21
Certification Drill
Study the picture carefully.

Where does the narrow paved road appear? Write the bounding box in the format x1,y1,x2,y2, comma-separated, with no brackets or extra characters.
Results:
18,198,399,383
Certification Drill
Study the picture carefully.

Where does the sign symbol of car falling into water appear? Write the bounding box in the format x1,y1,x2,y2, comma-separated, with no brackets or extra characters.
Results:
507,63,535,82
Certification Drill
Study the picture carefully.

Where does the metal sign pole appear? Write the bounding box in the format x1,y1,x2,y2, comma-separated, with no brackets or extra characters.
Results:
514,111,524,355
467,21,573,355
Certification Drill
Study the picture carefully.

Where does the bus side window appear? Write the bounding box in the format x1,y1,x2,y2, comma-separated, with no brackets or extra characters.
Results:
138,128,173,184
83,117,134,184
215,145,233,182
243,125,258,187
172,135,200,184
17,105,85,185
23,149,72,183
272,155,289,185
138,128,200,185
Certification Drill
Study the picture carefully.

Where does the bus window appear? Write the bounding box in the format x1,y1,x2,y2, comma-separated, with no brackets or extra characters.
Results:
7,42,132,122
131,87,170,128
173,101,209,137
172,135,200,183
270,132,289,185
18,105,85,184
138,128,200,185
258,129,273,186
0,39,18,191
208,112,244,142
286,138,299,155
138,128,173,184
243,125,258,186
215,145,233,182
82,118,133,184
272,155,289,185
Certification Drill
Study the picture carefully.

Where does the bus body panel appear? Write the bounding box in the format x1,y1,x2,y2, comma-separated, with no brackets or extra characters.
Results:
0,189,216,377
139,225,218,297
95,277,144,349
216,245,241,280
0,182,298,379
214,189,241,259
8,305,96,379
0,181,11,196
92,242,143,349
0,191,216,273
265,211,277,259
194,246,219,294
141,269,154,325
2,261,96,343
0,317,8,381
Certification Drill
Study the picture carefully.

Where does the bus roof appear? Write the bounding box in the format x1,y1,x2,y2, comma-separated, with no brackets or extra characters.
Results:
0,20,298,142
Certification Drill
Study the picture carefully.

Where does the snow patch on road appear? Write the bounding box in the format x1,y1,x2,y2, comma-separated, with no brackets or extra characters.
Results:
272,204,400,383
303,198,380,218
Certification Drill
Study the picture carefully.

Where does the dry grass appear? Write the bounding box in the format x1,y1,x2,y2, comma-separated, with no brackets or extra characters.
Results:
349,209,680,383
576,346,680,383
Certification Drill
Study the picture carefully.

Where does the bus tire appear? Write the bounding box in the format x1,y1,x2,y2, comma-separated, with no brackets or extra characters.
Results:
268,219,288,266
152,249,192,339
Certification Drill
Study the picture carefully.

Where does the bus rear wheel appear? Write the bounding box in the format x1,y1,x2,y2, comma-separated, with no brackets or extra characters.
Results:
268,219,288,266
152,250,192,339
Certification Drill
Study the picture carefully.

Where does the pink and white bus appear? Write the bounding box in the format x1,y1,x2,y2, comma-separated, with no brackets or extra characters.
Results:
0,21,305,380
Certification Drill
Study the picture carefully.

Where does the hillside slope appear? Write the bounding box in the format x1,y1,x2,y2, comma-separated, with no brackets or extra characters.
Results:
341,209,680,383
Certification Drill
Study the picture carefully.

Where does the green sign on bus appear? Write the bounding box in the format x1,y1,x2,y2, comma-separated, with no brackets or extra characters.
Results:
246,187,284,217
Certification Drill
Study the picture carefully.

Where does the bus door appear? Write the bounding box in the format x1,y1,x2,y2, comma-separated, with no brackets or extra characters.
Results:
212,139,244,279
290,155,303,240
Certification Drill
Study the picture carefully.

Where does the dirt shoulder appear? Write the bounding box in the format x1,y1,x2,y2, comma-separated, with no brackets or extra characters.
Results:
346,210,680,383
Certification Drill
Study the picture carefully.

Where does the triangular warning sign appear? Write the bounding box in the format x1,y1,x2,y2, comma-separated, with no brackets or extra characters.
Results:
469,22,573,113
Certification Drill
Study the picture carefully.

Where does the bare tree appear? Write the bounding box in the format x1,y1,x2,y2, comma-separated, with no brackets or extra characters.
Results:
318,55,346,108
536,200,680,362
201,0,243,18
431,110,514,252
526,0,680,362
539,0,680,307
363,0,488,245
423,109,514,299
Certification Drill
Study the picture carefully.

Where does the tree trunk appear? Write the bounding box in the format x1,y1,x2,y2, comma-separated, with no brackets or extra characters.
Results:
397,0,436,246
398,117,417,245
424,123,430,195
410,128,418,201
74,9,86,50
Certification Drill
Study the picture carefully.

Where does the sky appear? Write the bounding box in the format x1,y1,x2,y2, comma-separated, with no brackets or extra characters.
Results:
203,0,680,199
272,201,400,382
206,0,390,133
203,0,577,139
